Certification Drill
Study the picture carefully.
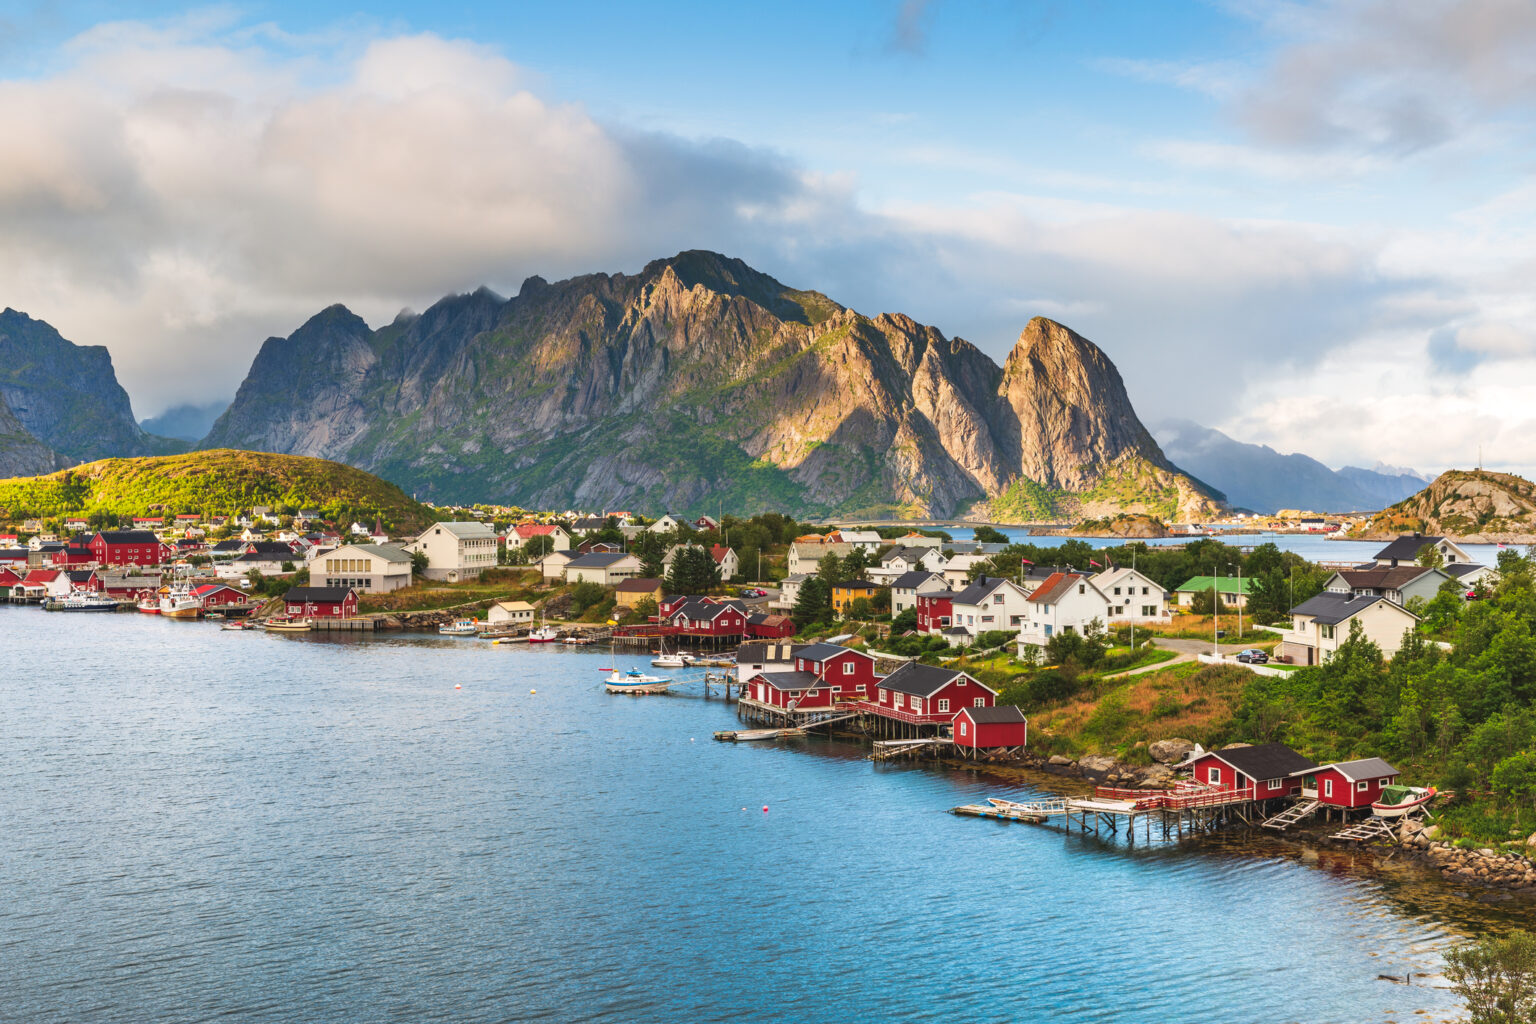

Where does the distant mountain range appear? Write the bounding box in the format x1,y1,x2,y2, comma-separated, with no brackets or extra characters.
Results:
140,401,230,443
1154,419,1427,514
199,251,1222,520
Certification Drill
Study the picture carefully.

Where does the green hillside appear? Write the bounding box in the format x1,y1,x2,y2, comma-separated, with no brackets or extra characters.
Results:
0,449,435,531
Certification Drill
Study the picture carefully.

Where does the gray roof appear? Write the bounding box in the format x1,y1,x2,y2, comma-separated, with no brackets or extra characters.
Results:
1210,743,1317,781
883,546,932,565
878,661,972,698
1442,562,1490,579
754,671,822,691
1373,534,1444,562
1296,757,1399,782
736,641,806,664
959,705,1028,724
421,521,496,540
343,543,412,563
565,551,632,568
891,570,944,589
951,575,1011,605
794,642,868,663
1290,591,1409,625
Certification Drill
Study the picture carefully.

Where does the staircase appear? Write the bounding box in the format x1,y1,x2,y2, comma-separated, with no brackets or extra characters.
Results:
1331,816,1398,843
1261,799,1320,830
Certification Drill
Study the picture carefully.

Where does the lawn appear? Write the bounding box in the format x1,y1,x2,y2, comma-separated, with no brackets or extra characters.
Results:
359,569,548,614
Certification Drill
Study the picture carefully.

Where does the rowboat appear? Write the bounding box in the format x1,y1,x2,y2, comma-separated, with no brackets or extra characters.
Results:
1371,785,1436,818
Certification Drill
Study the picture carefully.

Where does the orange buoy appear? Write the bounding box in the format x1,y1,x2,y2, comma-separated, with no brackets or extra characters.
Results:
455,684,462,690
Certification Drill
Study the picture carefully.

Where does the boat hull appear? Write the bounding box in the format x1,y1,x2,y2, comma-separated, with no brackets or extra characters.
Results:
605,683,673,695
1371,787,1436,818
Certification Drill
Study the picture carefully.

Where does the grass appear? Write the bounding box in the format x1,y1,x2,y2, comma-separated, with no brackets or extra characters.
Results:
1148,613,1280,645
359,570,548,614
1028,662,1249,759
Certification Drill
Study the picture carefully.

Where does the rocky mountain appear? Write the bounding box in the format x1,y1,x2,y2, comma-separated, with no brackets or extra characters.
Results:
0,391,69,478
1154,419,1426,514
0,308,185,461
1354,469,1536,542
140,400,231,443
203,251,1222,520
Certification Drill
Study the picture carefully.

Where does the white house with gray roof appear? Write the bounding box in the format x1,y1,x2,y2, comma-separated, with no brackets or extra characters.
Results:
1275,591,1419,665
308,542,414,592
404,521,498,582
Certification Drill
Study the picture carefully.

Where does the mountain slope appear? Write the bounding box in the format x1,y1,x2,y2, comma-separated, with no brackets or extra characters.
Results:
0,308,187,460
140,401,231,443
204,251,1222,520
1154,419,1425,514
1353,469,1536,541
0,391,69,478
0,449,435,531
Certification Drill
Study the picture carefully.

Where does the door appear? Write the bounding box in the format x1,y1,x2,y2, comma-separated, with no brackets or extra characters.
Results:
1301,774,1317,798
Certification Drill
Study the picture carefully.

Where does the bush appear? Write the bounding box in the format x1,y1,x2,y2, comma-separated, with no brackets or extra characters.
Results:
976,629,1015,650
569,581,606,615
891,608,917,633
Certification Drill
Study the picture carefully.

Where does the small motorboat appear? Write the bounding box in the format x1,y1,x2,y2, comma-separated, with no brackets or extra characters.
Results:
136,595,161,614
264,617,314,633
603,668,673,694
1371,785,1436,818
525,624,560,644
438,617,480,636
651,638,694,669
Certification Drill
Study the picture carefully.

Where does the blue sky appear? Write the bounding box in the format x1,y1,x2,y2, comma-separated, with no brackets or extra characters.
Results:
2,0,1535,475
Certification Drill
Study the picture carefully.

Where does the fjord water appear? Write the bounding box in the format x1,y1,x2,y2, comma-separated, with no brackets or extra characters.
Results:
0,611,1513,1023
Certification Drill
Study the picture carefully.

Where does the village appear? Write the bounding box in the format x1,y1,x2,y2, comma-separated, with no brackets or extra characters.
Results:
0,497,1511,865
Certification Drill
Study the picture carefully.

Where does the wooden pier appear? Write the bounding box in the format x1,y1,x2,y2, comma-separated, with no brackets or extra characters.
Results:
953,785,1275,844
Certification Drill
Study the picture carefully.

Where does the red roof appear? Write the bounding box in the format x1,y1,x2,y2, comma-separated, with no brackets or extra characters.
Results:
22,569,61,584
191,583,240,597
710,544,733,564
514,523,561,538
1026,572,1081,605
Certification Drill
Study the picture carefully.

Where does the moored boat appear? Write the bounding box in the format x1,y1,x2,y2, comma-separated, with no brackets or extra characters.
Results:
526,624,560,644
651,638,694,669
264,617,314,632
1371,785,1436,818
136,595,161,614
160,587,202,619
48,593,121,612
603,668,673,694
439,617,480,636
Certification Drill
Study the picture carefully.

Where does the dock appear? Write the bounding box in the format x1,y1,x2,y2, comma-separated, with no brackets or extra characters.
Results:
951,785,1272,843
713,727,805,742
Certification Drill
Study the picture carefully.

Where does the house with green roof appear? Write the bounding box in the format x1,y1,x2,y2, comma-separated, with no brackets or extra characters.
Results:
1173,575,1254,610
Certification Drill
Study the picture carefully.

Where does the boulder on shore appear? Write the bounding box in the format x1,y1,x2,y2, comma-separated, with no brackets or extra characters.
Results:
1047,754,1074,767
1148,738,1195,764
1077,754,1117,779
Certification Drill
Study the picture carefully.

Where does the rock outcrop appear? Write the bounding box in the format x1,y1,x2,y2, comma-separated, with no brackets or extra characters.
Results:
202,250,1223,519
1353,469,1536,542
0,308,184,461
0,391,68,478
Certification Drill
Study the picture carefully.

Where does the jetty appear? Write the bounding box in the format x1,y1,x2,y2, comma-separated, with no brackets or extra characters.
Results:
952,785,1266,842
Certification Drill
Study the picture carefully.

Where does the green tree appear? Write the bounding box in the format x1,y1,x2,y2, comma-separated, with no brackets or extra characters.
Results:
569,581,606,615
524,535,555,560
793,576,832,625
410,550,429,576
1190,586,1216,616
634,533,667,580
817,552,849,586
1493,752,1536,822
1418,542,1446,569
848,597,873,620
665,545,721,595
972,525,1009,545
891,607,917,633
1444,930,1536,1024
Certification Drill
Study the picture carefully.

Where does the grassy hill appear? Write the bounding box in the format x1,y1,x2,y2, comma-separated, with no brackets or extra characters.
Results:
0,449,435,531
1352,468,1536,541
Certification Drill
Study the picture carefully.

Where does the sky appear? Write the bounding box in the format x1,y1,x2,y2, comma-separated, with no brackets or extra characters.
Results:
2,0,1535,476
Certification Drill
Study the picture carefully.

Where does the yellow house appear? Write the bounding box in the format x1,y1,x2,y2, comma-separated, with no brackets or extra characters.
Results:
831,579,882,617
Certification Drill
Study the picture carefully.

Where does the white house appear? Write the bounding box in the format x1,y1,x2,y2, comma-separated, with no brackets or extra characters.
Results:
1275,591,1420,665
829,529,883,553
1323,566,1452,608
773,573,812,611
309,542,414,593
1444,563,1501,594
890,570,947,615
1091,567,1170,622
403,521,498,582
941,552,989,589
563,551,642,585
488,600,536,626
1372,533,1473,568
948,576,1032,638
538,550,575,581
1016,572,1114,655
506,523,572,551
871,545,946,584
787,541,856,576
648,515,687,534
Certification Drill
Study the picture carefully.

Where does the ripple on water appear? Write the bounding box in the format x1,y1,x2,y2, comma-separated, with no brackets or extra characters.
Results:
0,609,1511,1023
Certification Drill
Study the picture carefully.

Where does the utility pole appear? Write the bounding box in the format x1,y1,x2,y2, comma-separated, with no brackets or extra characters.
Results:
1212,565,1219,659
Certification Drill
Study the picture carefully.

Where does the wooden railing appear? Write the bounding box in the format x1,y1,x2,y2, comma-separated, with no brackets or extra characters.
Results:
854,700,953,725
1091,784,1257,810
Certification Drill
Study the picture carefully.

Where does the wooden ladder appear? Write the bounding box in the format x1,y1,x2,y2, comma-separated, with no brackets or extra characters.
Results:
1261,799,1320,830
1331,816,1398,843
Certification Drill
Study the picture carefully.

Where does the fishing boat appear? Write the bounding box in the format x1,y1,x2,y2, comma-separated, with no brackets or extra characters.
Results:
136,595,161,614
603,668,673,694
1371,785,1437,818
160,586,202,619
438,617,480,636
526,624,560,644
264,617,314,632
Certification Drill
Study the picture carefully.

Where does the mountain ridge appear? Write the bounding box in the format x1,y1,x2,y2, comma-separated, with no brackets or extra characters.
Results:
1352,468,1536,542
202,250,1221,521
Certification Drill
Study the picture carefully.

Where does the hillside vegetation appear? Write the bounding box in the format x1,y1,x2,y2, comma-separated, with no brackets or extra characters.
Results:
1355,469,1536,541
0,449,434,531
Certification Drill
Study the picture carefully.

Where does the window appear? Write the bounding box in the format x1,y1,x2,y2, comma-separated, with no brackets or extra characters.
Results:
1142,587,1149,595
1356,780,1369,792
1322,624,1335,640
1113,587,1121,595
1078,584,1085,594
807,690,818,698
843,662,854,675
1268,779,1281,790
1208,767,1221,785
973,698,985,707
957,678,966,686
938,699,950,713
958,720,967,737
1324,779,1334,798
880,690,887,703
993,594,1003,604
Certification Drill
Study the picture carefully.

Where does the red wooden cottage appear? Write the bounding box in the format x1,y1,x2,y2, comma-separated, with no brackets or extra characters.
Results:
283,586,358,619
61,569,103,593
1291,758,1400,809
90,530,170,567
915,591,955,635
868,663,995,726
16,568,61,599
0,567,21,591
788,642,879,701
57,544,96,566
192,583,249,612
745,613,796,639
745,670,839,712
668,599,747,644
1186,743,1317,799
954,705,1028,754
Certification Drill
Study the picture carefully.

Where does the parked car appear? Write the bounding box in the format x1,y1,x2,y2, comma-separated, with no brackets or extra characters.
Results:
741,587,766,598
1235,648,1269,664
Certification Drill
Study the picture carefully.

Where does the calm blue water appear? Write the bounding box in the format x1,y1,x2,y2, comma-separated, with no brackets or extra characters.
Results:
0,609,1517,1022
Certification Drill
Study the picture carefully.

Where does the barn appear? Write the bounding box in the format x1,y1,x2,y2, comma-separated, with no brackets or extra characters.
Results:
1185,743,1317,799
1292,758,1400,809
953,705,1028,755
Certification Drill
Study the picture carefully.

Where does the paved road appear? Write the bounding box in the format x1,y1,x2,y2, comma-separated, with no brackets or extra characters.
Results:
1099,637,1265,680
